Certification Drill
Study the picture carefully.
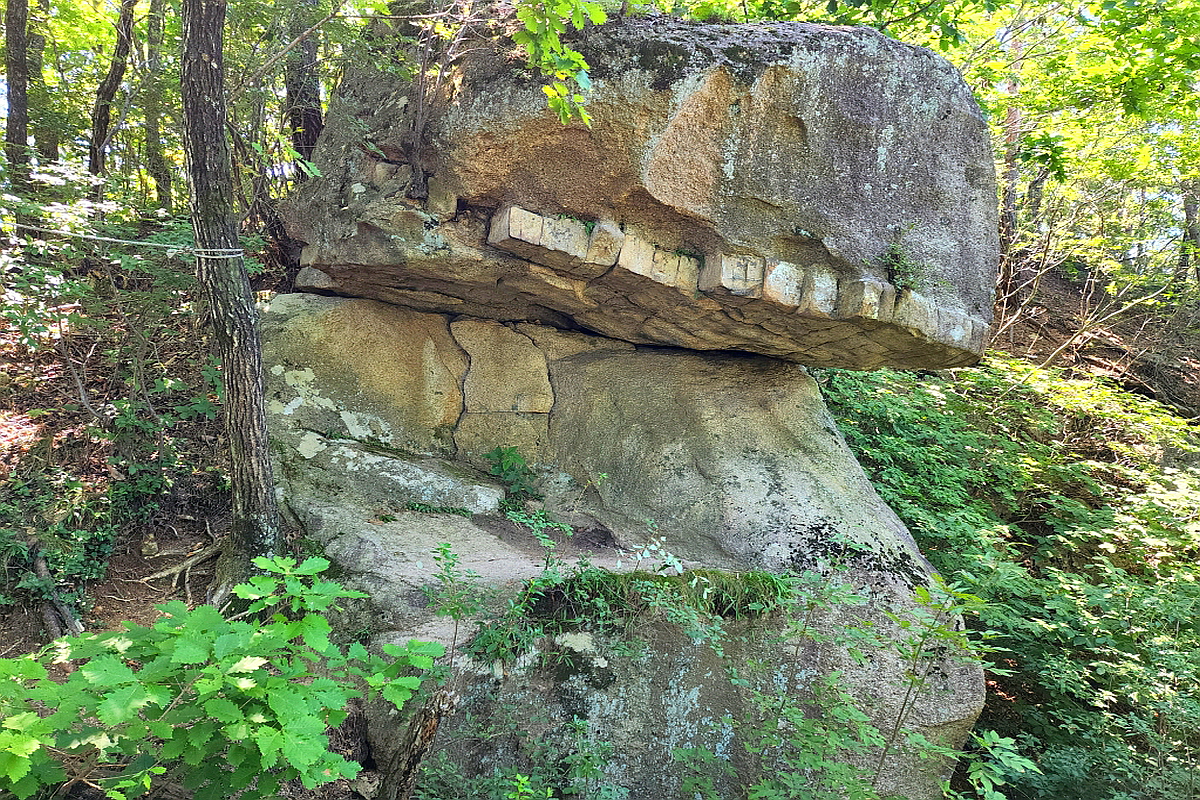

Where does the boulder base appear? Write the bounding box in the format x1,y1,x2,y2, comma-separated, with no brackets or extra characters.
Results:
261,294,985,799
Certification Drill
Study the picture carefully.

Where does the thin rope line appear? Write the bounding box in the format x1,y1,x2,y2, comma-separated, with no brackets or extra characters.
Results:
3,221,245,259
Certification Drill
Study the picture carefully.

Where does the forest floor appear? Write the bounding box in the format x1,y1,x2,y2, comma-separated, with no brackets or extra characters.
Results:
0,270,1197,797
991,269,1200,412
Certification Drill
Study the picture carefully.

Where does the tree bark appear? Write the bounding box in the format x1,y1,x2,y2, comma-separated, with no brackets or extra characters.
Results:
284,0,324,171
1178,181,1199,285
89,0,138,179
5,0,31,191
182,0,282,603
996,37,1025,320
27,0,57,166
144,0,173,209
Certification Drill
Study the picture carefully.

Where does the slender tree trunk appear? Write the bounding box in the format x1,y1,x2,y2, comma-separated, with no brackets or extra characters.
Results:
284,0,324,171
1177,181,1199,285
182,0,282,603
999,101,1021,257
1025,171,1047,229
89,0,138,180
144,0,173,210
996,37,1024,321
27,0,58,166
5,0,31,192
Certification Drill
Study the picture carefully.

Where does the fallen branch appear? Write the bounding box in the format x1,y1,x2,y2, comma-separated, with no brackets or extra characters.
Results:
32,552,85,636
141,541,222,582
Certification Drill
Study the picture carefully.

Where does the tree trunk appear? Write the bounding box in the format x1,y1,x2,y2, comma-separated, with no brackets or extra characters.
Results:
1178,181,1199,285
27,0,57,166
5,0,31,192
144,0,173,210
999,101,1021,258
89,0,138,180
284,0,324,171
182,0,282,603
996,37,1024,320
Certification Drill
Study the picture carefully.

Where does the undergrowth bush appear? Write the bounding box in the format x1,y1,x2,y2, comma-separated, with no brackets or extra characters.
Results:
425,523,1014,800
817,356,1200,800
0,555,442,799
1,206,238,611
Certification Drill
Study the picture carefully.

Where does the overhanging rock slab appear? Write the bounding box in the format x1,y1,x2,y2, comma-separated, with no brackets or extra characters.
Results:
283,16,998,369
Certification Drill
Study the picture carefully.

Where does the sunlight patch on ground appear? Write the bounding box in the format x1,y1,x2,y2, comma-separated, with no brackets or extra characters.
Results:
0,411,42,459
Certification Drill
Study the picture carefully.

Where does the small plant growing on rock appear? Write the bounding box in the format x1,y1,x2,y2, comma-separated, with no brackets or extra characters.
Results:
870,223,937,291
485,446,541,501
875,241,934,292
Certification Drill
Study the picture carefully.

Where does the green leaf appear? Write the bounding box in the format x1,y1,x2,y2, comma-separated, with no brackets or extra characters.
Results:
80,655,137,686
298,616,333,654
204,696,244,724
213,629,253,660
226,655,268,673
233,575,279,600
97,684,153,726
0,657,46,682
186,721,217,751
171,632,212,665
292,557,331,576
147,721,174,740
1,713,40,734
0,742,37,783
162,731,187,760
584,2,606,24
280,730,326,769
253,726,283,768
267,685,310,721
10,769,47,800
381,675,423,706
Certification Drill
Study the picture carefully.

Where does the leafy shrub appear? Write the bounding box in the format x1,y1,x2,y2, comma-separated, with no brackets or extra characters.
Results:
818,357,1200,800
0,556,443,799
1,211,233,612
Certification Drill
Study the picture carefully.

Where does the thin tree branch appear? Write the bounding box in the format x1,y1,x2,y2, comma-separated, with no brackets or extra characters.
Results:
230,1,345,101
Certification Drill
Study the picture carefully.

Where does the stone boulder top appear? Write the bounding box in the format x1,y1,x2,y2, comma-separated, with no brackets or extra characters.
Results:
284,15,999,369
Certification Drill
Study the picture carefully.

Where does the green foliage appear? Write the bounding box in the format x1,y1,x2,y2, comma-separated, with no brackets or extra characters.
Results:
486,446,542,501
0,208,233,610
818,357,1200,800
512,0,607,124
406,502,473,517
506,506,574,552
873,241,935,292
0,471,120,609
946,731,1042,800
674,557,997,800
0,556,443,800
425,518,994,800
426,541,486,625
867,224,941,292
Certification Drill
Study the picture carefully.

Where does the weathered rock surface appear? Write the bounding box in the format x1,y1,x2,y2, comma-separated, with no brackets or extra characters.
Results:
266,293,927,571
283,16,997,369
262,294,985,798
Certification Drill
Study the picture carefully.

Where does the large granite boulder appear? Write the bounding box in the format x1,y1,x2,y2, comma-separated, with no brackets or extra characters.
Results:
261,293,985,799
283,16,997,369
269,15,998,797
